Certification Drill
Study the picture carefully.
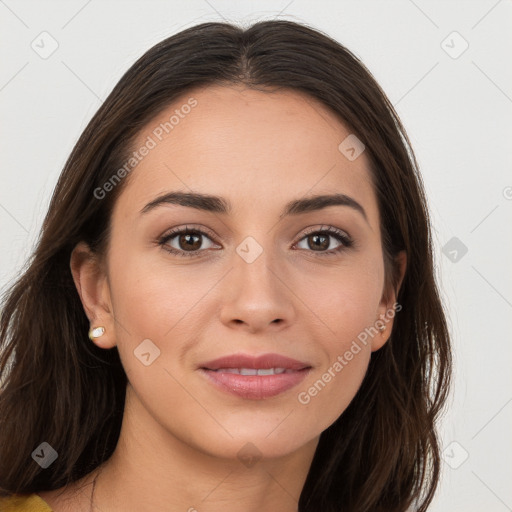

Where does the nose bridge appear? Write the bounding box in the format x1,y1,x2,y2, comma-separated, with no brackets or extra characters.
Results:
233,235,283,298
219,234,295,331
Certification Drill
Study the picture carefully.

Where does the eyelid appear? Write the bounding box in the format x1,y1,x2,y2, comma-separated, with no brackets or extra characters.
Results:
298,224,351,240
160,223,218,241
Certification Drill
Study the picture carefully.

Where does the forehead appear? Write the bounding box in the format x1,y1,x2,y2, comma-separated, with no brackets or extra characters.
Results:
114,85,378,227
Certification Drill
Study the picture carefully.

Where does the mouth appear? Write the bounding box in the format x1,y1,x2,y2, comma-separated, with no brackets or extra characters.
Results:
198,353,312,400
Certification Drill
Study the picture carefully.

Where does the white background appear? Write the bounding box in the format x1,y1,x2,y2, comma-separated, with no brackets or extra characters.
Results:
1,1,511,510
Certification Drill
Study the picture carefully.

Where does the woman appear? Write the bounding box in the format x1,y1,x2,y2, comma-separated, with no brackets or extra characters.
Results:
0,19,451,512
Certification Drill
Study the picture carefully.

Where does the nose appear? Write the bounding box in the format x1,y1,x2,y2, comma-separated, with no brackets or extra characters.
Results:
219,247,296,334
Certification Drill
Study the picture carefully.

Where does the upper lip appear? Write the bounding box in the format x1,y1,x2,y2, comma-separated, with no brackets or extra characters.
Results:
200,353,311,371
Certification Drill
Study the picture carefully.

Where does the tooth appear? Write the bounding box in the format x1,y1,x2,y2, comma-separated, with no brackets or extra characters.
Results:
214,367,290,375
240,368,258,376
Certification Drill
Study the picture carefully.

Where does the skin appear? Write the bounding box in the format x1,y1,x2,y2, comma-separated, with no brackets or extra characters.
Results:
39,85,406,511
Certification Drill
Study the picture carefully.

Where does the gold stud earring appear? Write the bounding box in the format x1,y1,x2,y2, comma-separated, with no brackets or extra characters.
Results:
89,326,105,341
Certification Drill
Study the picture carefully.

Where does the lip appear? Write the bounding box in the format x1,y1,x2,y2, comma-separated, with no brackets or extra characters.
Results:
198,353,312,400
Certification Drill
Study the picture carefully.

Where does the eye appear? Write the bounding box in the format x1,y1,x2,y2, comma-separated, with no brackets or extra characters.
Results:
294,225,353,256
158,224,354,258
158,225,219,257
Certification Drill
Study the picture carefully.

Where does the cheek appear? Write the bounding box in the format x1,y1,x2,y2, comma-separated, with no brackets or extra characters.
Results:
106,248,224,386
106,258,207,436
297,253,384,341
107,243,210,338
295,294,374,433
293,258,383,425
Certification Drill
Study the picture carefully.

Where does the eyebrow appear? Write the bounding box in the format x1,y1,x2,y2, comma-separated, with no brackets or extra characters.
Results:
140,191,368,223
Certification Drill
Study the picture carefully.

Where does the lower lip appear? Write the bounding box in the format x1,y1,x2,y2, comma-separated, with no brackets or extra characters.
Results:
199,368,311,400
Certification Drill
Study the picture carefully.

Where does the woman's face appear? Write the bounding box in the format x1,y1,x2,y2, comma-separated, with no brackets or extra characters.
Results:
86,85,401,461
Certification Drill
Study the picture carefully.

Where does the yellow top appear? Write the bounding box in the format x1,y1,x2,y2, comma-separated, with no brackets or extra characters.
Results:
0,494,53,511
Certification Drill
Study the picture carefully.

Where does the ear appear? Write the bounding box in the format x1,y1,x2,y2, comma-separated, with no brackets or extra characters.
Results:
371,250,407,352
70,241,116,349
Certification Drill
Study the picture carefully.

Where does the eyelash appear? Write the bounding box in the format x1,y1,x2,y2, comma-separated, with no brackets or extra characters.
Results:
157,224,354,258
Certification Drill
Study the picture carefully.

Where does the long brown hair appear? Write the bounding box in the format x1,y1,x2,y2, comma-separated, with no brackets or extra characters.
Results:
0,20,452,511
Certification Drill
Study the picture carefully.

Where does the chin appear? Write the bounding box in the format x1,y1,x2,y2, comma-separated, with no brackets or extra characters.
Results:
187,421,319,463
